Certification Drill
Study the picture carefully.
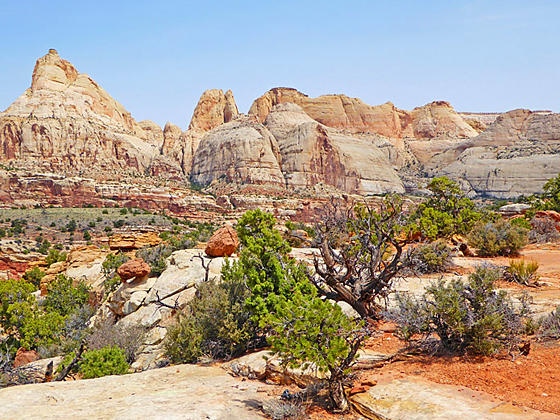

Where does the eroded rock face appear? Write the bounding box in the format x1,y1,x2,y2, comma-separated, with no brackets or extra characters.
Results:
0,49,181,179
264,103,405,194
249,88,477,140
249,87,407,136
406,101,478,139
426,110,560,198
190,115,286,188
192,104,405,195
188,89,239,132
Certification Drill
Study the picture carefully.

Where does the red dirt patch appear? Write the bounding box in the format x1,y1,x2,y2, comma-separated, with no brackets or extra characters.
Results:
364,341,560,415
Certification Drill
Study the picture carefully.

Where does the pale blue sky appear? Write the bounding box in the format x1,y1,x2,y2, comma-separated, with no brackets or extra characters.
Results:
0,0,558,128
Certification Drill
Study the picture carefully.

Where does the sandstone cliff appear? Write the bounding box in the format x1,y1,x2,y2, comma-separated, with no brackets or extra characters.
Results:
423,110,560,198
249,88,478,140
0,49,181,179
191,104,405,195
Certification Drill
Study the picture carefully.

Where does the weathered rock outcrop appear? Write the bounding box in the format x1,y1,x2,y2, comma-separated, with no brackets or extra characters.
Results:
188,89,239,132
0,49,181,179
264,103,405,194
190,115,286,188
406,101,478,139
424,110,560,198
249,87,407,136
249,88,478,140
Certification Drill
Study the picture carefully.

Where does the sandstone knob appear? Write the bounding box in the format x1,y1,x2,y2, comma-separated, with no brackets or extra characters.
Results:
205,225,240,257
117,258,151,281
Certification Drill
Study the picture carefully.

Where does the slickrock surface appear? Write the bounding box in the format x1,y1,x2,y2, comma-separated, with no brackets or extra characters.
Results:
351,377,559,420
0,364,267,420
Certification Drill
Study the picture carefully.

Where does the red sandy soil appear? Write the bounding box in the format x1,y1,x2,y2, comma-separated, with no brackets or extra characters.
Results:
362,323,560,415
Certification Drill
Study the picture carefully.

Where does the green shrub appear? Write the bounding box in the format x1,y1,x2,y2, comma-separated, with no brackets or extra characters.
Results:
0,279,36,346
410,177,488,240
78,346,129,379
44,275,90,317
267,292,367,412
101,253,129,294
22,267,45,289
510,217,532,230
37,239,51,255
408,240,453,274
18,310,65,350
83,231,91,241
503,260,539,286
165,274,259,363
389,266,529,355
467,219,528,257
45,248,67,267
223,209,313,321
540,306,560,339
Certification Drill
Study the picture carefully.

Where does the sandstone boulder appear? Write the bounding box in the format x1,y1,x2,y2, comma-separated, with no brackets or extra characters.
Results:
117,258,151,281
205,225,239,257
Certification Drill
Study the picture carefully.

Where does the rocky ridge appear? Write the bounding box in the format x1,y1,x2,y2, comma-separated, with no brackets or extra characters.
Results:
1,50,559,199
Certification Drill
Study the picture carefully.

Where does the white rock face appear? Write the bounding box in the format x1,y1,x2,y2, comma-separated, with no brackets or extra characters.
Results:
93,249,229,370
423,109,560,198
190,116,286,188
0,49,183,179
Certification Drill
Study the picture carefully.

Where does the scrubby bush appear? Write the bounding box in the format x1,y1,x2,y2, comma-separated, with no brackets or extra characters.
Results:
312,196,413,319
410,177,488,240
44,275,90,317
45,248,67,267
540,306,560,339
408,240,453,274
78,346,129,379
87,322,145,364
389,266,530,355
467,219,528,257
503,260,539,286
136,244,171,277
529,217,560,243
165,274,259,363
261,400,306,420
267,292,367,412
101,253,129,294
22,267,45,289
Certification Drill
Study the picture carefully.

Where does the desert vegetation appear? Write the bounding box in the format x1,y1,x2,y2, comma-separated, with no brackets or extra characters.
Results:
2,174,560,417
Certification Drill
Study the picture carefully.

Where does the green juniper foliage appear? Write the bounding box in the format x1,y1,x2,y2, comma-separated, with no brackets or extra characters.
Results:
224,209,313,322
410,177,488,240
